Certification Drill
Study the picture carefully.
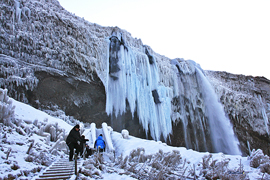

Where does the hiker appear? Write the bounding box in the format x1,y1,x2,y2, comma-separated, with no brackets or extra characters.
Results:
85,144,94,158
94,134,106,152
80,135,89,157
66,124,83,161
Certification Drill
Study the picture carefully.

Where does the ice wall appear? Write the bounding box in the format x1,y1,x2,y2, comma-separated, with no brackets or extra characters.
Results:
105,31,172,141
104,31,241,155
170,59,208,151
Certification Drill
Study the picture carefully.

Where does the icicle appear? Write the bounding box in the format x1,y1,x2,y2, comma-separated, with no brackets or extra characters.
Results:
258,95,269,135
105,36,172,141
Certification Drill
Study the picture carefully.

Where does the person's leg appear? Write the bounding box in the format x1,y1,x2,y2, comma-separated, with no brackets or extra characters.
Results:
78,143,82,156
75,143,81,156
80,143,85,157
68,143,75,161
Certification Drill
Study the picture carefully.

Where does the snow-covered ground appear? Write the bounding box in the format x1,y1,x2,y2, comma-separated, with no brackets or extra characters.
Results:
0,92,269,179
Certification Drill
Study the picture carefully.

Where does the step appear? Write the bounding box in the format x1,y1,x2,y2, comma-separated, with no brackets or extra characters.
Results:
35,158,83,180
46,168,73,171
43,171,73,175
39,173,73,177
39,173,73,178
50,165,73,168
35,176,70,180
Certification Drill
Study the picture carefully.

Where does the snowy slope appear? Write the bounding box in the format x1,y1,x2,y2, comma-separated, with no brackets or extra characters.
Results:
0,95,269,179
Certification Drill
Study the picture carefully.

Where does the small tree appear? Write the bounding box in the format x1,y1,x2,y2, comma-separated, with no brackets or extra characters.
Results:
0,88,15,125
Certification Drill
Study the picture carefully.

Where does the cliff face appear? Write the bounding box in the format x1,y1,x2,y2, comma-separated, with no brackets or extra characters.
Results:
206,71,270,155
0,0,157,136
0,0,269,155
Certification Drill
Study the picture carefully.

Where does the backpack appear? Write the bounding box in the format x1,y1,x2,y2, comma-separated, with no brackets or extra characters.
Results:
95,137,105,149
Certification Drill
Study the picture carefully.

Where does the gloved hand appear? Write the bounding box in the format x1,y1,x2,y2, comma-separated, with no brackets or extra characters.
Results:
77,141,80,145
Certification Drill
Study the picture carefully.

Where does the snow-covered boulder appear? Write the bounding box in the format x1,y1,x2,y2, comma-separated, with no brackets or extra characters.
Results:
121,129,129,139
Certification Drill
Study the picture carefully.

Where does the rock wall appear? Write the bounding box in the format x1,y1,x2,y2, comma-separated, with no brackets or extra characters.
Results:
0,0,154,136
206,71,270,155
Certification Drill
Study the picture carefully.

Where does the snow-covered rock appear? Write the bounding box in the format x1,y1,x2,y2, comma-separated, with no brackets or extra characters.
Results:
0,0,269,157
206,71,270,155
121,129,129,139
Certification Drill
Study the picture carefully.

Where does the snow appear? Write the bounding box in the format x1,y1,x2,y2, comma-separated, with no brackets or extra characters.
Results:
0,92,269,179
12,98,72,131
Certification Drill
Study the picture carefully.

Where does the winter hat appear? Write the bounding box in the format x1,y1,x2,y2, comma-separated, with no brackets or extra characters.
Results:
75,124,80,129
99,134,103,136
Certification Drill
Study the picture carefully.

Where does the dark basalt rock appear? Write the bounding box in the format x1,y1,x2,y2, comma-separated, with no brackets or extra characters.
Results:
30,71,109,127
109,36,122,80
145,47,154,65
152,89,161,104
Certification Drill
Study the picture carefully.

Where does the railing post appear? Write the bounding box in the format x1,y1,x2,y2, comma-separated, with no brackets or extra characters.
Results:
83,143,86,160
74,153,78,179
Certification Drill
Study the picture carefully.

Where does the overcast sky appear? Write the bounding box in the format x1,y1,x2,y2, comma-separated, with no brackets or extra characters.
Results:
58,0,270,79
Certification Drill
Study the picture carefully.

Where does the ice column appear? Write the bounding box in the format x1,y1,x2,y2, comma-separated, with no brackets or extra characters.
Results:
258,95,269,135
105,32,172,141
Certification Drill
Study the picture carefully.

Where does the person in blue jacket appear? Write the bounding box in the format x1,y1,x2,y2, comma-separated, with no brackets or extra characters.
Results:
94,134,106,152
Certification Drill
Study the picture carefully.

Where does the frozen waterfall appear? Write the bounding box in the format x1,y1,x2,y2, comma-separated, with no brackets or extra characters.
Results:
105,32,172,141
195,66,241,155
171,59,241,155
104,31,241,155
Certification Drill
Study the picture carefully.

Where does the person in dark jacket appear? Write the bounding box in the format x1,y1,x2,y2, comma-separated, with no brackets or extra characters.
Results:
66,124,83,161
94,134,106,152
80,135,89,157
85,144,94,158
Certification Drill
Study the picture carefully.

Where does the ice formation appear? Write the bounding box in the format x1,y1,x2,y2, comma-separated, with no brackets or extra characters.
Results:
258,95,269,135
0,0,249,154
105,32,172,141
0,88,15,125
104,31,241,154
102,122,114,152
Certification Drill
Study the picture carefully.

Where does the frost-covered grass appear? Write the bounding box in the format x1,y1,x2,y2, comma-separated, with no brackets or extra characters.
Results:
0,89,270,179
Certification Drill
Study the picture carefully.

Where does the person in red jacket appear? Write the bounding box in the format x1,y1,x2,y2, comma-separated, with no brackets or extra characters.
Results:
66,124,83,161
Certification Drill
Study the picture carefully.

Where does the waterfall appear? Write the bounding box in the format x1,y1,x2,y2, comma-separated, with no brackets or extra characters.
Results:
195,66,241,155
105,31,241,155
171,59,241,155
